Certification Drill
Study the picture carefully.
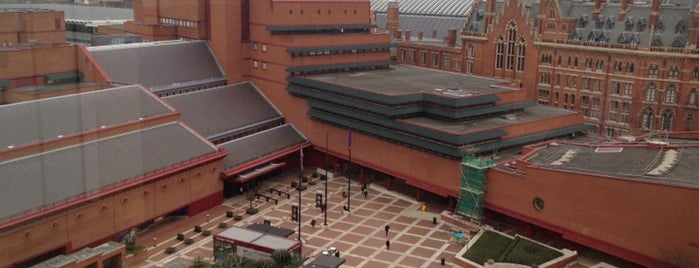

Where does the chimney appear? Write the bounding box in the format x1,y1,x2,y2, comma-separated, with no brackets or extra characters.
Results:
618,0,631,20
405,29,411,41
418,31,423,41
395,28,402,40
447,28,457,47
485,0,497,32
649,0,661,27
386,1,400,36
432,30,438,39
592,0,604,20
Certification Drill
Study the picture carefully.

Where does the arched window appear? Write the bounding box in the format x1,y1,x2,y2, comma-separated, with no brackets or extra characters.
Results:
664,85,677,104
661,110,674,130
517,38,526,71
506,22,516,70
645,84,657,102
495,36,504,69
641,108,654,129
686,114,695,131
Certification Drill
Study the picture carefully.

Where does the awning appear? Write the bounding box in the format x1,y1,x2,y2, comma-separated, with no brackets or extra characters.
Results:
232,162,287,184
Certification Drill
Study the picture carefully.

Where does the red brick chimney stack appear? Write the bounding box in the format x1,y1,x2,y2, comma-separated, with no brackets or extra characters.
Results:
418,31,423,41
592,0,604,20
618,0,631,20
447,28,457,47
386,1,400,36
405,29,411,41
649,0,662,27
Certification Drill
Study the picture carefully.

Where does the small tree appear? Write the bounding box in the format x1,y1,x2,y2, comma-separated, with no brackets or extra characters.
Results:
123,229,144,255
256,257,276,268
192,256,209,268
271,248,291,264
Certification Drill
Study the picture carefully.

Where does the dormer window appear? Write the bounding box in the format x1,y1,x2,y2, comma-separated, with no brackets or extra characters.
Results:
636,18,646,32
675,19,686,34
625,17,634,31
606,17,615,30
656,21,665,33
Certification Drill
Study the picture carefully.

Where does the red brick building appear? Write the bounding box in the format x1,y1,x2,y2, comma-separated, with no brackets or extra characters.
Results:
393,0,699,138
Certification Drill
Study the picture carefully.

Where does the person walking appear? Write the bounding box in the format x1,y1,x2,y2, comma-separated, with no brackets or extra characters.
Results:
385,224,390,236
363,189,368,199
385,239,390,250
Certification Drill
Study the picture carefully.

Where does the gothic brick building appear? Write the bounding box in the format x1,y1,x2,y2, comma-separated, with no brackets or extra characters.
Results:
394,0,699,138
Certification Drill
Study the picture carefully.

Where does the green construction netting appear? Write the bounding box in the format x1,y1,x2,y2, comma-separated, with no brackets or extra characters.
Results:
456,156,493,220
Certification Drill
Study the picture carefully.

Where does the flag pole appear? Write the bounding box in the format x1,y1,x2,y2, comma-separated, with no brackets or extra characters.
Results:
346,128,352,212
324,131,329,226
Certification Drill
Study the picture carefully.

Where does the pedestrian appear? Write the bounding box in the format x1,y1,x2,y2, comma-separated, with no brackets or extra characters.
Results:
385,239,390,250
361,183,367,192
311,219,316,228
385,224,390,236
363,189,368,199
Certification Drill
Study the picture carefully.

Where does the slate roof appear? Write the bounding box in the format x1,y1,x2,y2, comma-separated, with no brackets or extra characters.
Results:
0,85,174,150
162,82,283,142
375,14,466,43
87,40,226,93
219,124,307,170
0,122,218,220
525,141,699,188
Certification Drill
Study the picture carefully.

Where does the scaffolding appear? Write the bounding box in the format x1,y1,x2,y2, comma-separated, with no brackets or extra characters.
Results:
455,156,494,224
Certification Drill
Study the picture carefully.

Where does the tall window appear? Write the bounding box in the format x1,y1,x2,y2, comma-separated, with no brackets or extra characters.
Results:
467,44,475,58
506,22,517,70
411,50,417,63
641,108,654,129
689,89,697,105
400,50,406,62
668,66,680,79
421,52,427,65
517,39,526,71
495,37,504,69
686,114,695,131
645,84,657,102
649,64,659,77
661,110,674,130
664,85,677,104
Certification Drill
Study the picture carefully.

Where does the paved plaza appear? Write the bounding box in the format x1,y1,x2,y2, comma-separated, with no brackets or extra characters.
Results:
128,171,466,268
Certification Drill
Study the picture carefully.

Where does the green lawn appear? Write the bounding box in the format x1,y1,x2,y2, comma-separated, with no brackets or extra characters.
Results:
463,231,563,266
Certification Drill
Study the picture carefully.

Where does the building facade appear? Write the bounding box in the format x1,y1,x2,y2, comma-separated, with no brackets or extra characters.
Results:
395,0,699,138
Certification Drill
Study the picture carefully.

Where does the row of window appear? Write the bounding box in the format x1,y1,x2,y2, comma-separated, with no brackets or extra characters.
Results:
288,8,357,15
294,47,389,57
639,109,695,131
399,49,462,71
252,42,268,52
252,60,268,70
643,85,698,104
160,17,199,29
156,82,225,98
542,55,699,80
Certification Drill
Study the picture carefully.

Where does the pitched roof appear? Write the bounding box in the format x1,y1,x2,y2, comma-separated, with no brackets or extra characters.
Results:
0,122,218,221
162,82,283,141
0,85,174,149
371,0,474,17
87,40,226,93
219,124,307,170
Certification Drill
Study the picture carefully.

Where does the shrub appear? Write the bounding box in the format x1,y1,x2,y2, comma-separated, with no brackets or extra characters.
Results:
192,256,208,268
202,230,211,236
320,174,327,180
233,215,243,221
256,257,276,268
271,249,291,264
184,238,194,245
194,225,202,233
301,176,309,183
176,233,185,241
218,222,227,228
165,247,176,254
311,171,319,177
226,210,233,218
290,181,297,188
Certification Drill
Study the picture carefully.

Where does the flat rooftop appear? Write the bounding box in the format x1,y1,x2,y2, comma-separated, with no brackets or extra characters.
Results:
525,142,699,188
304,65,512,96
10,82,103,94
403,105,575,134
